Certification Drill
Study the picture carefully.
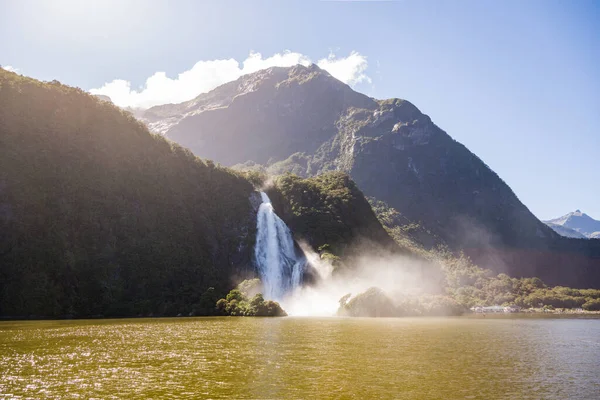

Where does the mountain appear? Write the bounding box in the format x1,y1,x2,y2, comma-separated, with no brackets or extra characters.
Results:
545,210,600,239
544,222,587,239
266,172,404,258
2,68,599,320
0,69,260,318
0,68,403,318
92,94,113,103
136,64,600,288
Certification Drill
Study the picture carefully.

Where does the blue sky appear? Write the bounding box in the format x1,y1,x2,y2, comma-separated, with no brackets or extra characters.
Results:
1,0,598,220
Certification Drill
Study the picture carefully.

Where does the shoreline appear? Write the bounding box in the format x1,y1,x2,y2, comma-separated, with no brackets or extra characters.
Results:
2,310,600,323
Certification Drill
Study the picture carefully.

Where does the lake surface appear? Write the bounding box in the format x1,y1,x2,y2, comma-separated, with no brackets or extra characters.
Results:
1,316,599,399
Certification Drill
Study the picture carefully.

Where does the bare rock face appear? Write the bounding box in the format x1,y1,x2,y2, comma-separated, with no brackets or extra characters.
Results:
135,65,600,288
139,64,375,164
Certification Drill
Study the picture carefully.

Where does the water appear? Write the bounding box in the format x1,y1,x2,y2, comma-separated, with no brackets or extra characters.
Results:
254,191,305,300
1,316,599,399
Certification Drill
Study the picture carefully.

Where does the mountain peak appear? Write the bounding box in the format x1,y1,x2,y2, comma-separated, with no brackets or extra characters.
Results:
226,63,336,96
140,64,374,135
277,63,347,88
289,62,321,72
93,94,112,103
544,210,600,238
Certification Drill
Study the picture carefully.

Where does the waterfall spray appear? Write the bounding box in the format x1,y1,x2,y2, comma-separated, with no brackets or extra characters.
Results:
254,192,306,300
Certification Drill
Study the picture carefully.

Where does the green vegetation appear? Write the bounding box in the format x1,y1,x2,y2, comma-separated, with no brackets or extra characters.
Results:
368,197,442,257
436,248,600,310
137,63,600,288
266,153,311,177
233,153,311,178
1,68,597,319
337,287,464,317
336,260,600,316
582,298,600,311
216,280,287,317
236,278,264,298
0,69,256,318
267,172,402,263
368,198,600,312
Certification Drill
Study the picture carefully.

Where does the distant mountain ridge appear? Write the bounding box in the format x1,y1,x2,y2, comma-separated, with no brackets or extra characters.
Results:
544,222,587,239
545,210,600,239
135,64,600,288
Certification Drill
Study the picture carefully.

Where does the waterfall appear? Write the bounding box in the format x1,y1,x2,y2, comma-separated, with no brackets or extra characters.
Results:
254,192,306,300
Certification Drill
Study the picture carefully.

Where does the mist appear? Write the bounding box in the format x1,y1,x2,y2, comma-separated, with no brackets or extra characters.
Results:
280,244,444,317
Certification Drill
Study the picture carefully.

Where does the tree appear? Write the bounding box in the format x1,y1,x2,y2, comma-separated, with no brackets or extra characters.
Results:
216,286,287,317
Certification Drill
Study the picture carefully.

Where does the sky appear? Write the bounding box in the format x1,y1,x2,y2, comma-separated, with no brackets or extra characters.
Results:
1,0,598,220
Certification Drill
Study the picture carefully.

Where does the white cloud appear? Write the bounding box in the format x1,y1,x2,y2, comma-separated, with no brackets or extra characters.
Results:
317,51,370,86
2,65,19,73
241,51,311,74
90,50,370,109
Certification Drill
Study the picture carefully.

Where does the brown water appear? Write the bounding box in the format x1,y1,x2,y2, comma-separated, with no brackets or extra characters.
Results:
1,316,599,399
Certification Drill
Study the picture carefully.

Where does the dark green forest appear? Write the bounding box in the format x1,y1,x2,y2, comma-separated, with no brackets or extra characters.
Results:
216,279,287,317
0,70,256,318
1,69,598,319
267,172,403,260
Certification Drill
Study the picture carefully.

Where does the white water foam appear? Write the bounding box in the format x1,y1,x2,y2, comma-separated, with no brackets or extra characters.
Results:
254,192,306,300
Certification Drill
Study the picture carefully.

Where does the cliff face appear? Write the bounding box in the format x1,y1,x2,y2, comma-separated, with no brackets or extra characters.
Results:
139,64,600,288
0,69,259,318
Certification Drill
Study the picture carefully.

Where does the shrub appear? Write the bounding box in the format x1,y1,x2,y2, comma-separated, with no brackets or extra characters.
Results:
216,285,287,317
236,279,264,298
582,298,600,311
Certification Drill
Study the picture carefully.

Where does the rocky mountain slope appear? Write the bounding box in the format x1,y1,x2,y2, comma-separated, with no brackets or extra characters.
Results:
1,68,404,318
545,210,600,238
137,64,600,288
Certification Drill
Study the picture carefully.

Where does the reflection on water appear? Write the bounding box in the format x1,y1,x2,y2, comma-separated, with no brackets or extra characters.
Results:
1,316,599,399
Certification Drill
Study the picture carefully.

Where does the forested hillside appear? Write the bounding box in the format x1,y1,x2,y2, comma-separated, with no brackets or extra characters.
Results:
0,70,257,318
267,172,403,260
141,64,600,288
1,67,598,320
